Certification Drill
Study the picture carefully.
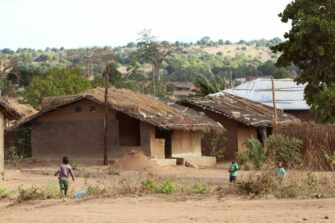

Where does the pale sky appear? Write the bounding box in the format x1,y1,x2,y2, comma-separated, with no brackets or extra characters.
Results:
0,0,292,50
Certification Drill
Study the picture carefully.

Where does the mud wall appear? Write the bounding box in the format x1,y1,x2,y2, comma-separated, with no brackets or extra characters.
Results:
237,123,258,152
149,126,165,159
177,102,263,158
31,99,152,159
171,130,202,157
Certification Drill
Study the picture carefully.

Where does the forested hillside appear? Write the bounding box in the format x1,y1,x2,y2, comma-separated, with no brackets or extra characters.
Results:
0,35,297,108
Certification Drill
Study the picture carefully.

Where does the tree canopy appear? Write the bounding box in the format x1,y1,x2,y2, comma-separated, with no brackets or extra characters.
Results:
272,0,335,122
23,67,91,108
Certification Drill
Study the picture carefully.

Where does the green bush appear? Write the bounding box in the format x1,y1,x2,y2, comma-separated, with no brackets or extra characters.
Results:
266,134,302,168
193,183,208,194
142,178,157,193
0,187,8,199
305,172,318,189
235,151,250,170
244,138,265,170
157,181,176,194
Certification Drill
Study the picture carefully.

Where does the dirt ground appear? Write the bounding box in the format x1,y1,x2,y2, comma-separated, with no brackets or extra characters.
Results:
1,196,334,223
1,162,335,223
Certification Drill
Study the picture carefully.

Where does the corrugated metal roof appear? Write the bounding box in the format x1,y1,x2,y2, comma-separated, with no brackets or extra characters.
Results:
223,78,309,110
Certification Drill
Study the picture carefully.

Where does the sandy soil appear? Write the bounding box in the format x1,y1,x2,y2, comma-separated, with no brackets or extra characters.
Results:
2,162,335,223
1,197,334,223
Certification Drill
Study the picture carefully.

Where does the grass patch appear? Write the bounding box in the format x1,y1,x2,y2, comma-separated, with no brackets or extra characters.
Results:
156,181,176,194
108,168,121,176
193,183,208,194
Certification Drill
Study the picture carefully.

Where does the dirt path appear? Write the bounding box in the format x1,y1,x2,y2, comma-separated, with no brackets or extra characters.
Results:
1,197,334,223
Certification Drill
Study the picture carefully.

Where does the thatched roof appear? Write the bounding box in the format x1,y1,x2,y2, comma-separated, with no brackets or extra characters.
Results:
0,97,21,120
3,98,38,120
179,92,300,127
15,88,224,132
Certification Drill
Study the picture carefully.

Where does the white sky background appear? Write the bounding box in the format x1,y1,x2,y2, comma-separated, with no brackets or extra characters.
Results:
0,0,292,50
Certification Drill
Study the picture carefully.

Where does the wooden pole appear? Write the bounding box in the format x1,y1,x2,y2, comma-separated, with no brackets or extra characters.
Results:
103,65,109,165
271,77,277,131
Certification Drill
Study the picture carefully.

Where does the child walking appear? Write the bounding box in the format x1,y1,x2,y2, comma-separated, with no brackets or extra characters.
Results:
55,156,75,201
228,158,239,183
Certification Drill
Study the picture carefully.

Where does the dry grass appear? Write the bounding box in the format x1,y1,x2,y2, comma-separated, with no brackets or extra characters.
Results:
8,170,335,205
35,87,223,132
275,122,335,170
190,44,274,62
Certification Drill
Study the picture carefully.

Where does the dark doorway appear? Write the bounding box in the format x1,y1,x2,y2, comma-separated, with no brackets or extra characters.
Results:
117,112,141,146
155,127,172,158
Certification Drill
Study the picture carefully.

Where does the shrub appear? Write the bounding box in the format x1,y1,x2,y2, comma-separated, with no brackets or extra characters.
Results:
0,188,9,199
42,181,60,199
201,130,226,162
237,171,278,196
156,180,176,194
6,146,23,167
16,186,46,203
275,123,335,170
304,172,318,189
235,151,250,170
193,183,208,194
244,138,265,170
142,178,157,193
266,134,302,168
86,184,109,197
276,185,301,198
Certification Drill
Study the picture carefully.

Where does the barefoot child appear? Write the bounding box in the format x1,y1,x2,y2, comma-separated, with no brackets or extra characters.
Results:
228,158,239,183
55,156,75,200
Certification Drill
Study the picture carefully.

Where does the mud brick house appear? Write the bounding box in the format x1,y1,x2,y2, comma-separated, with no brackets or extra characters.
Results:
3,98,38,157
14,88,223,163
179,92,299,158
0,98,21,178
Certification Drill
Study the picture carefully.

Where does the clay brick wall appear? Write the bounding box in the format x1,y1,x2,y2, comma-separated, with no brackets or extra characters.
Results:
31,99,151,159
178,103,260,158
171,130,202,157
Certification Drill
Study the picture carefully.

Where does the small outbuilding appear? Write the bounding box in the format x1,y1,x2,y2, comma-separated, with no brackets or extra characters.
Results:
14,88,223,165
179,92,299,158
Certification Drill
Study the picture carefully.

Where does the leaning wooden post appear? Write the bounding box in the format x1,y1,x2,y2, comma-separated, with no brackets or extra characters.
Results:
0,112,4,180
103,65,110,166
271,77,277,131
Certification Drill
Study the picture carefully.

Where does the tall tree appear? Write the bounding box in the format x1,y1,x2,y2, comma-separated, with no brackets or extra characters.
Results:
272,0,335,122
193,72,225,96
132,29,171,96
23,68,91,108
